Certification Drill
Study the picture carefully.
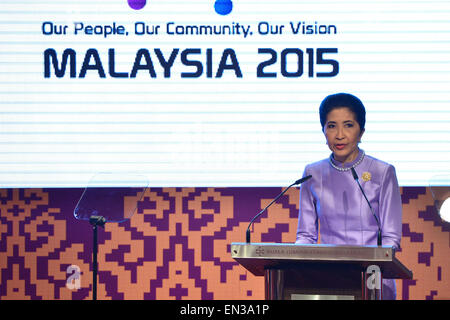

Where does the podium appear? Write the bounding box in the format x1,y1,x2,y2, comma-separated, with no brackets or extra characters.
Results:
231,243,413,300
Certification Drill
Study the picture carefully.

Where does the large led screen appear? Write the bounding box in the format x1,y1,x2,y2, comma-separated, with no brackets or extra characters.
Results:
1,0,449,187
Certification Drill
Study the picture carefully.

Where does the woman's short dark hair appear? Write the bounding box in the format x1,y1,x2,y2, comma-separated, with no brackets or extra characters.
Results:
319,93,366,132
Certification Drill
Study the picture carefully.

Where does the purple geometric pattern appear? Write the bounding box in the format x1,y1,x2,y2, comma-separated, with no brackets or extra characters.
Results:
0,187,449,300
399,187,449,300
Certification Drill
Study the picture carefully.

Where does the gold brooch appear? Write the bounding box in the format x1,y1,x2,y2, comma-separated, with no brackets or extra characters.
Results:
362,172,371,182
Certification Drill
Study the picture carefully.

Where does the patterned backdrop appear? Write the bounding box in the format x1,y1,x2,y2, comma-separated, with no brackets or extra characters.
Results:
0,187,448,300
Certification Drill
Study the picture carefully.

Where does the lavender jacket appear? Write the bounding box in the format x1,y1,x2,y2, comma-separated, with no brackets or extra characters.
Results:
295,149,403,299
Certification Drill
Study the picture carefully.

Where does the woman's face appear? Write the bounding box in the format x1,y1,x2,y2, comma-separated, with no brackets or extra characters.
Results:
324,107,364,163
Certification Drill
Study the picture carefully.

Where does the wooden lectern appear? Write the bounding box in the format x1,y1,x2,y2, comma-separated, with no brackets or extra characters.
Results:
231,243,413,300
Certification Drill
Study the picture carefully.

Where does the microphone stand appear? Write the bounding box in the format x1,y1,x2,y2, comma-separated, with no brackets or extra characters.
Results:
350,168,382,246
246,175,312,244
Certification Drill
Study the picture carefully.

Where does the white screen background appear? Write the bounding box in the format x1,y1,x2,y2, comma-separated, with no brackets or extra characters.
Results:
0,0,449,187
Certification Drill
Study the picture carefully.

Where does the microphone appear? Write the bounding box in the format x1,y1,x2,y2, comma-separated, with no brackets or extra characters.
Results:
246,175,312,243
350,167,382,246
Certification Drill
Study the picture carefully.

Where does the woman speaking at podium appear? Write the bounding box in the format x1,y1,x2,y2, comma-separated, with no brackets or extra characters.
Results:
295,93,403,299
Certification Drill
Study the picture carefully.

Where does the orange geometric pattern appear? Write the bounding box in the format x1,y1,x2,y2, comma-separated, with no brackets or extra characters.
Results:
0,187,448,300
